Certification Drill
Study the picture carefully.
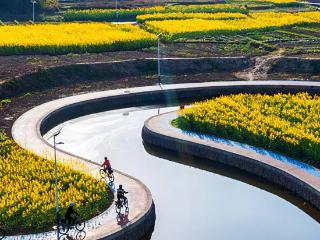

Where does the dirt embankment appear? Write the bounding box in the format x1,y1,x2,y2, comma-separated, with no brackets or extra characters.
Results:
235,53,320,81
0,57,249,100
268,57,320,81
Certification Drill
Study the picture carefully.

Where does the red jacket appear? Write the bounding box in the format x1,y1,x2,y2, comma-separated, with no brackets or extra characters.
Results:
103,159,111,169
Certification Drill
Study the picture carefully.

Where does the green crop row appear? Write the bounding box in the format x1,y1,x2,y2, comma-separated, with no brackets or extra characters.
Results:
0,23,156,55
63,4,249,22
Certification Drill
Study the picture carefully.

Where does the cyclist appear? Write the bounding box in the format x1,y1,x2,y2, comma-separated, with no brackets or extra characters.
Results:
65,202,79,226
117,185,128,204
102,156,113,175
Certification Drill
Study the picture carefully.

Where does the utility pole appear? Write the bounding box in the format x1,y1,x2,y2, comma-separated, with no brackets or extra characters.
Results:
48,129,64,240
116,0,118,22
31,0,36,23
157,33,162,86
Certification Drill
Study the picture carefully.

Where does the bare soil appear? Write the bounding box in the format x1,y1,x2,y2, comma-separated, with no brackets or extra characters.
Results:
0,42,265,84
0,51,154,84
235,49,285,81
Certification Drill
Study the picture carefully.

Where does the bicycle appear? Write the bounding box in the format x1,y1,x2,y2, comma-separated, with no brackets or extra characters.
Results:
59,230,86,240
58,216,86,235
0,227,5,240
99,168,114,183
115,197,129,215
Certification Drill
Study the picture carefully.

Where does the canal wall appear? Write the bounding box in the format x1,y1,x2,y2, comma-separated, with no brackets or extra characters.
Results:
100,202,156,240
142,112,320,212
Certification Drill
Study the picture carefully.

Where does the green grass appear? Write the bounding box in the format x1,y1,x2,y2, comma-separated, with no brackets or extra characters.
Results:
0,98,11,108
63,4,249,22
0,129,8,142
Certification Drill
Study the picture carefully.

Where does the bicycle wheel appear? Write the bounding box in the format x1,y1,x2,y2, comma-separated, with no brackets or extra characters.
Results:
99,169,107,179
76,230,86,240
125,199,129,209
108,172,114,182
58,235,68,240
0,228,5,240
58,221,69,235
75,219,85,231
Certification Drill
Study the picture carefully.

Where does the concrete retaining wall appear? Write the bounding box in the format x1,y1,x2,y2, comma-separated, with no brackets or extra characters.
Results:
270,57,320,74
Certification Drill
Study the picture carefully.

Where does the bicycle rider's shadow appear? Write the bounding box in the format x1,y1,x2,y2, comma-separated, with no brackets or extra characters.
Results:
59,230,86,240
116,211,130,227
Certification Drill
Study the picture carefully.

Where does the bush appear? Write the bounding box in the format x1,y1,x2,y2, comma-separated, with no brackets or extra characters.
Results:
0,139,112,234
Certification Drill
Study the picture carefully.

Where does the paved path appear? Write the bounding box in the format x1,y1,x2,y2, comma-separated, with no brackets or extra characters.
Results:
11,80,320,238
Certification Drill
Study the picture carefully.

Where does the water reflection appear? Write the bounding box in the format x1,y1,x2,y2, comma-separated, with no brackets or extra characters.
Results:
144,143,320,223
55,105,320,240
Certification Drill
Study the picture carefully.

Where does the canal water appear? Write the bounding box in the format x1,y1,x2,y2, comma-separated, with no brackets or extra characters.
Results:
52,105,320,240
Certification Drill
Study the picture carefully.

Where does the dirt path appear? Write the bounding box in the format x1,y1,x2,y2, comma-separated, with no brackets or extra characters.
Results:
235,49,285,81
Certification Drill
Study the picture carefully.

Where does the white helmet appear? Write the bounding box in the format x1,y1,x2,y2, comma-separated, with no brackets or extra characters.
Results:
69,202,75,207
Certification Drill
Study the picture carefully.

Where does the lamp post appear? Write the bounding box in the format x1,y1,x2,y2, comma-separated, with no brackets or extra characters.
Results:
48,129,64,240
157,33,162,86
31,0,37,23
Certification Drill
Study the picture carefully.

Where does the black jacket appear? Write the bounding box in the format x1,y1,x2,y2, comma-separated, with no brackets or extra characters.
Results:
117,188,128,196
65,206,78,219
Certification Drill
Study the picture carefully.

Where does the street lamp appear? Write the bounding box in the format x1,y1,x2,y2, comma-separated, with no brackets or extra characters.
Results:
30,0,37,23
48,129,64,240
157,33,162,86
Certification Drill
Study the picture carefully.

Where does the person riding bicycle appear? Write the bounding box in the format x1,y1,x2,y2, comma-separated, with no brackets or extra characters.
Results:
102,156,113,175
117,185,128,204
65,202,79,226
